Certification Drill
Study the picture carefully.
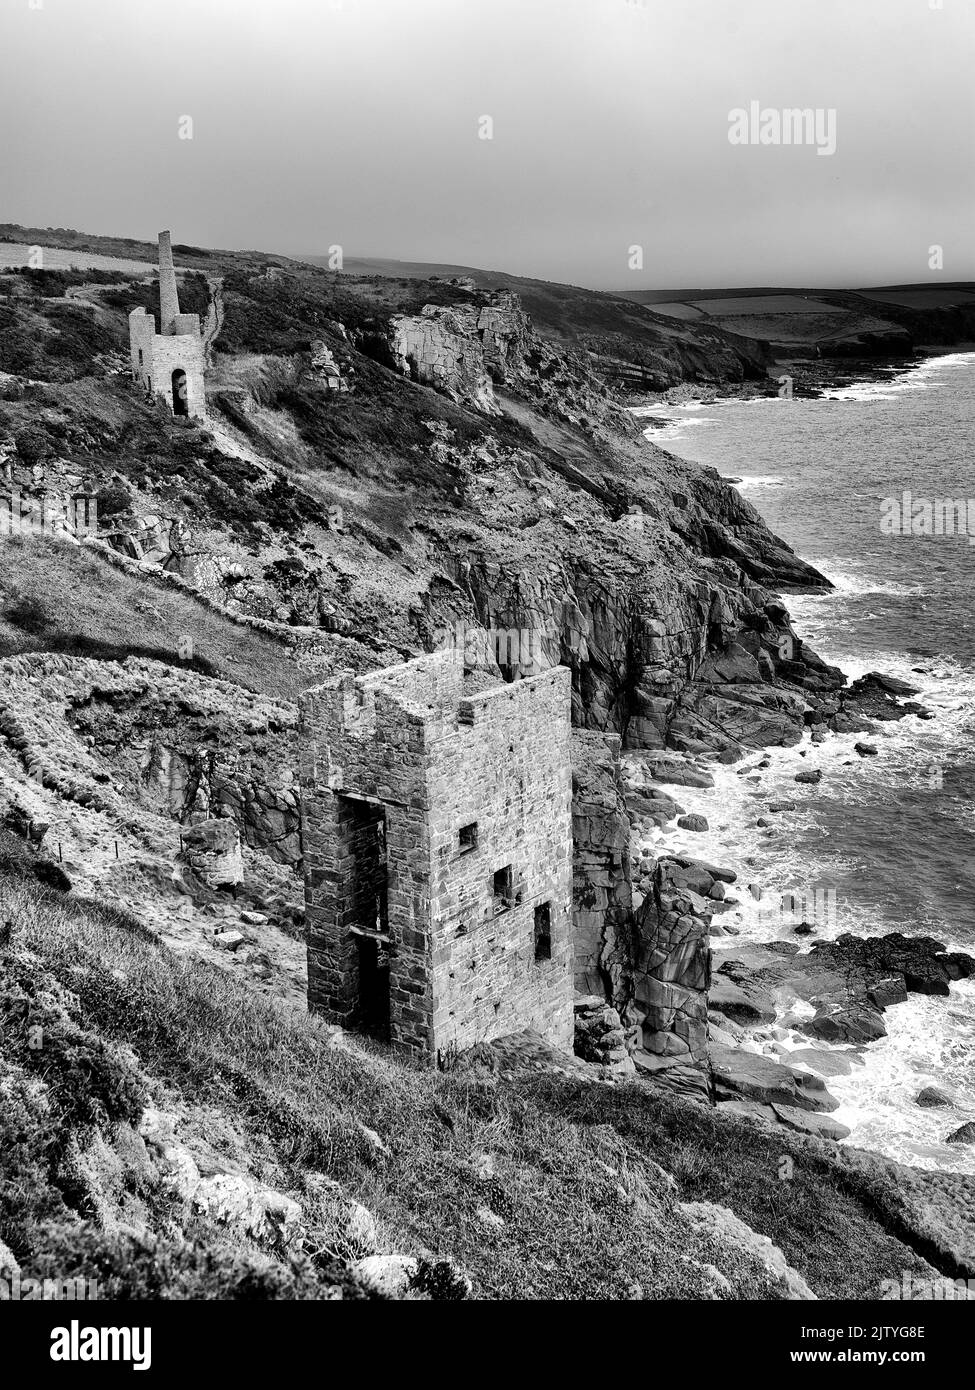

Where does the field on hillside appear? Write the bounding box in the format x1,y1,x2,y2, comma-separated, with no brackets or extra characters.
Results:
0,241,156,275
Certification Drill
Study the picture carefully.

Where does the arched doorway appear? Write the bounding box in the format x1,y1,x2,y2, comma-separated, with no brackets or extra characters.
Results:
171,368,189,417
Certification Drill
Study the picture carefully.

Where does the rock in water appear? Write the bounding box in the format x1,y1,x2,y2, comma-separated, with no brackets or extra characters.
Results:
916,1086,952,1108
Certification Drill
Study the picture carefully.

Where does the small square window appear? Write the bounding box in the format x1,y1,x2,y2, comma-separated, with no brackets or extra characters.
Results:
459,822,478,854
534,903,552,961
492,865,514,913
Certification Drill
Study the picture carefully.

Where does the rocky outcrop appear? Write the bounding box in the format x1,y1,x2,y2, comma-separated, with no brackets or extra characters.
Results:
388,292,532,415
571,730,633,1005
679,1202,816,1300
573,995,636,1079
710,1044,840,1114
178,816,243,892
711,935,975,1048
390,304,499,414
627,856,718,1074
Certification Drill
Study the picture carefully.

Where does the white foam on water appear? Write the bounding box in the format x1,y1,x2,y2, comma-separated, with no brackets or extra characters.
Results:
782,984,975,1174
821,351,975,401
628,660,975,1171
789,566,928,601
729,475,785,490
640,417,717,445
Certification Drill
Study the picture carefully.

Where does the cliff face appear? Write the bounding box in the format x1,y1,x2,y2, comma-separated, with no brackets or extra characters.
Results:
571,730,634,1005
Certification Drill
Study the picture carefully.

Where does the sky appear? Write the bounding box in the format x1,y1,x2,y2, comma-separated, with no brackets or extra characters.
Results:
1,0,973,289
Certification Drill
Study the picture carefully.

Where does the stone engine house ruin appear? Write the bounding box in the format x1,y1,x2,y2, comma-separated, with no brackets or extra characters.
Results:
129,231,206,419
299,652,574,1058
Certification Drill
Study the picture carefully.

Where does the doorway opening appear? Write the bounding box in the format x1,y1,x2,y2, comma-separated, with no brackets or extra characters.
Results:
172,368,189,416
339,795,390,1040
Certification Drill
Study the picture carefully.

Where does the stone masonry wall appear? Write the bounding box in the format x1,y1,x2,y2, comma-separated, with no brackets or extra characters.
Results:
425,667,574,1053
147,332,206,419
298,671,433,1052
298,653,574,1057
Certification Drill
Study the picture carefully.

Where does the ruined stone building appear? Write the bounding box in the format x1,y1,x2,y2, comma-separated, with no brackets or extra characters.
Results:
129,232,206,419
299,651,574,1058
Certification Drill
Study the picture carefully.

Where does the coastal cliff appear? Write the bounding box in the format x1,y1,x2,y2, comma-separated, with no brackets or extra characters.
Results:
3,228,975,1299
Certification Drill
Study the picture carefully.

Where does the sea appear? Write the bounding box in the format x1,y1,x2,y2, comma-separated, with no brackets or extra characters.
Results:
633,352,975,1173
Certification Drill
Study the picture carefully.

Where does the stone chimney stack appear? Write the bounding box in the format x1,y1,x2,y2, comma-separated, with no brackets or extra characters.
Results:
157,230,181,335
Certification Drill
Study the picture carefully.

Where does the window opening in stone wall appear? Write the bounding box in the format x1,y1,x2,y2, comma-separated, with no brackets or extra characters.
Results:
534,902,552,961
458,822,478,853
492,865,514,914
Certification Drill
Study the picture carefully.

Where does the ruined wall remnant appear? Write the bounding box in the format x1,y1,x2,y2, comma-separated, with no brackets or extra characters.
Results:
299,651,574,1057
129,231,206,420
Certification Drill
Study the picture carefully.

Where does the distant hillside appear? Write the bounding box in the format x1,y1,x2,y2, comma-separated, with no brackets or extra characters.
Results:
612,283,975,359
304,252,975,375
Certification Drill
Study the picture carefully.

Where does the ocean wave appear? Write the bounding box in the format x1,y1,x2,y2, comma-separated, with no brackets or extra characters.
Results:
730,475,784,489
788,571,927,604
820,351,975,402
640,418,717,444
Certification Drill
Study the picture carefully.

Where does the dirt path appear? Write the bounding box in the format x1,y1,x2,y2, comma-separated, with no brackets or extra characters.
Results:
202,276,225,364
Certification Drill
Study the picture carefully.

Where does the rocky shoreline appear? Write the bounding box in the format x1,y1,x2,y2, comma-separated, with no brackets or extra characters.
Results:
614,659,975,1155
629,347,969,422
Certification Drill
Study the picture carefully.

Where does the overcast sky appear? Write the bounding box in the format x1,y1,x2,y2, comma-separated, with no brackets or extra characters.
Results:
2,0,973,288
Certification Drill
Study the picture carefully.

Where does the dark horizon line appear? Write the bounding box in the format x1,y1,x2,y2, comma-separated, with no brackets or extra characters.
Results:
2,217,972,299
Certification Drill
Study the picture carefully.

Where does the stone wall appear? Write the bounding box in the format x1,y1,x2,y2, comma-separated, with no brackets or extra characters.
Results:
129,309,206,419
299,653,574,1057
426,667,574,1052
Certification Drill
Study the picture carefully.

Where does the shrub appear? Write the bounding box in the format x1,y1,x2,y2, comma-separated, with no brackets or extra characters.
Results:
3,591,51,634
13,425,54,466
22,1227,371,1301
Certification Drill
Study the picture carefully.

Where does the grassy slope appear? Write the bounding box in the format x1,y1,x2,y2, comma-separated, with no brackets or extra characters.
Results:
0,868,947,1301
0,535,315,704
